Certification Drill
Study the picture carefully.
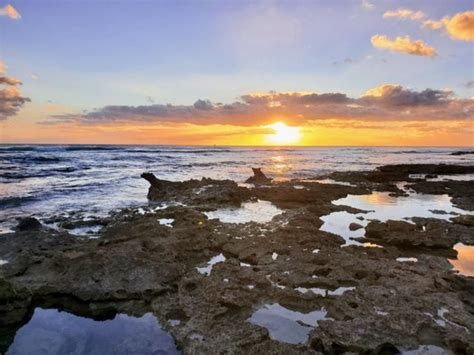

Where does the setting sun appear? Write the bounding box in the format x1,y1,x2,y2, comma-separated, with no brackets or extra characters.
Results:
265,122,301,145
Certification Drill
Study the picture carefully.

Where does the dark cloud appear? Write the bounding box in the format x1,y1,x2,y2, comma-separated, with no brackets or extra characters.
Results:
464,80,474,89
193,99,214,111
0,75,30,120
0,76,21,86
44,84,473,126
362,84,452,107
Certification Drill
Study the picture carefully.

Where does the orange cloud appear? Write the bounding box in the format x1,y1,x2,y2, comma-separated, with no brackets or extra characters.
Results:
443,11,474,41
422,19,444,30
0,4,21,20
423,11,474,41
371,35,437,57
40,84,472,129
383,8,425,21
0,64,30,120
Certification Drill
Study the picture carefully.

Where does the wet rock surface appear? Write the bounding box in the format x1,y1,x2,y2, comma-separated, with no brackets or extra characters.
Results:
1,164,473,354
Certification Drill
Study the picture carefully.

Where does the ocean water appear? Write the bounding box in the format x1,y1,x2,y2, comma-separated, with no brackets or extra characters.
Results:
0,145,472,233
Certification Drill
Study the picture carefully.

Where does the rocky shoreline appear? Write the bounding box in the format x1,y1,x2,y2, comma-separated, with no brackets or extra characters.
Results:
1,164,473,354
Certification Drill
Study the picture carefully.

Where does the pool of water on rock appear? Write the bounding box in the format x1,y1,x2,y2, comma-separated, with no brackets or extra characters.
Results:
204,199,282,224
247,303,331,344
449,243,474,277
6,308,180,355
320,190,474,275
321,191,472,243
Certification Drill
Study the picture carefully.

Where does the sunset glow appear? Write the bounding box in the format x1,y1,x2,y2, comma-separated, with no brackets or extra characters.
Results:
265,122,301,145
0,1,473,146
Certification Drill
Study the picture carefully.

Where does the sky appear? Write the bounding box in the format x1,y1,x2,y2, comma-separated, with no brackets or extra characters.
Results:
0,0,473,146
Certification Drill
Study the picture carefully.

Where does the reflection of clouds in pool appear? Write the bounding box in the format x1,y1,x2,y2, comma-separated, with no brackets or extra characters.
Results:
449,243,474,277
335,192,470,222
6,308,179,355
320,191,473,247
248,303,331,344
205,200,282,224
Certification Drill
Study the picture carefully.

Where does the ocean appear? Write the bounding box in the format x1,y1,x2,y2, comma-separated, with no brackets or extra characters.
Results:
1,145,472,234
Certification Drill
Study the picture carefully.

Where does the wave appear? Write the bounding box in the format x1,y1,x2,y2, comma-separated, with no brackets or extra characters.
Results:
64,146,122,151
0,146,37,152
0,195,38,207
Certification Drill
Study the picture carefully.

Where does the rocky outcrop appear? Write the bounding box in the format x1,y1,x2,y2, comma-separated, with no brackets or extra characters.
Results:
15,217,42,231
1,164,473,354
245,168,272,185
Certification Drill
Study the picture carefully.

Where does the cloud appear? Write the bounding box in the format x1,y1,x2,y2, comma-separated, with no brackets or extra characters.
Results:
0,4,21,20
383,8,425,21
362,84,452,107
464,80,474,89
0,61,4,74
361,0,374,11
423,11,474,41
442,11,474,41
371,35,437,57
422,19,444,30
0,67,30,120
0,76,21,85
43,84,473,127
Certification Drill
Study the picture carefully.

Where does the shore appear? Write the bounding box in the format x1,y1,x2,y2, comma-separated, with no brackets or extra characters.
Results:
1,163,473,354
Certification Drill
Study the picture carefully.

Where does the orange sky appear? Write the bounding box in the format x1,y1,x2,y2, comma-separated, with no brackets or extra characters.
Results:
1,102,472,146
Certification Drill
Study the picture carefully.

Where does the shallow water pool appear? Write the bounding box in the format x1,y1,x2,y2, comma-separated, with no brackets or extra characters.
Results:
247,303,331,344
204,200,282,224
6,308,179,355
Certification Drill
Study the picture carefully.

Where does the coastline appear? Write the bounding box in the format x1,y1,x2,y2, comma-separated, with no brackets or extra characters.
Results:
1,163,473,353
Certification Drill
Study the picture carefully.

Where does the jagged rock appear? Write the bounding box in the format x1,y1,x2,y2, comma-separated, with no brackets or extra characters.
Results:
1,164,473,354
451,215,474,227
349,222,363,231
245,168,272,185
15,217,42,231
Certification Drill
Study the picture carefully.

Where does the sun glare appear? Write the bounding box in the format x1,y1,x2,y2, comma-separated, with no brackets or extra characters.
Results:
266,122,301,145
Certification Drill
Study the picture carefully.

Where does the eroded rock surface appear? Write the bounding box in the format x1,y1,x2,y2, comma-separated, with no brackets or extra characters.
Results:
1,164,473,354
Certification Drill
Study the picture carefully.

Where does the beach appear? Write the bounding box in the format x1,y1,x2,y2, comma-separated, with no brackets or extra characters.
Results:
1,151,473,354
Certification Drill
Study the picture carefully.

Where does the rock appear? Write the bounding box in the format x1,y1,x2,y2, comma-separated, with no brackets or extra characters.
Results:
245,168,272,185
15,217,42,231
349,223,363,231
363,219,471,249
451,215,474,227
1,164,474,354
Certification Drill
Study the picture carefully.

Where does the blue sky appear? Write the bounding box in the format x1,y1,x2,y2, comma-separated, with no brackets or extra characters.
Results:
0,1,472,145
2,0,473,110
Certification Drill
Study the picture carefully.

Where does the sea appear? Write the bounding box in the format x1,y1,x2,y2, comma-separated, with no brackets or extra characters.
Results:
0,145,473,234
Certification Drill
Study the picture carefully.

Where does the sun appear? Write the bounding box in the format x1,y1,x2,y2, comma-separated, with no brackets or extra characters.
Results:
265,122,301,145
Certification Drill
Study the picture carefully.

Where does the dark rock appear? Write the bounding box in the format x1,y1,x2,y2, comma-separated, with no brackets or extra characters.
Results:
245,168,272,185
451,215,474,227
1,164,473,354
15,217,42,231
349,223,363,231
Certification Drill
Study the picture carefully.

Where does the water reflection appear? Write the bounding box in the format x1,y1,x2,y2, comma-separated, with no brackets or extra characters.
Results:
247,303,331,344
449,243,474,277
334,192,469,222
204,200,282,224
320,191,473,247
6,308,179,355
